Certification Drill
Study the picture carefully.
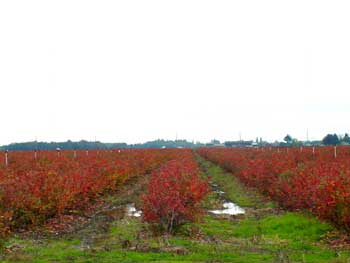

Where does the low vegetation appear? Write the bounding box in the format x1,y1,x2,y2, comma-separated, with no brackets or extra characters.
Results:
198,146,350,232
1,153,349,262
142,156,209,233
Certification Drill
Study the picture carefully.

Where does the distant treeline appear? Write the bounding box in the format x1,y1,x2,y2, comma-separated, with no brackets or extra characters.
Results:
2,133,349,151
0,139,204,151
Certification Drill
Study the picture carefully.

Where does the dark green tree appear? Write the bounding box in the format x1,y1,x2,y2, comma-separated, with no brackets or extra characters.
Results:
284,134,293,144
322,134,340,146
342,133,350,144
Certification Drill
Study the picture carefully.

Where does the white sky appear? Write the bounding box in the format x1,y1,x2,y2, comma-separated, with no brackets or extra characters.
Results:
1,1,350,145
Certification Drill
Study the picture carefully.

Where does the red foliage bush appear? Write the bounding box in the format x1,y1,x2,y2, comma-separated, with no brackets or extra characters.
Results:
198,146,350,232
0,149,182,235
142,152,209,233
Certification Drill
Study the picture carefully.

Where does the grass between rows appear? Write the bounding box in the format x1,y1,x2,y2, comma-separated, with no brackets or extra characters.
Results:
1,156,350,262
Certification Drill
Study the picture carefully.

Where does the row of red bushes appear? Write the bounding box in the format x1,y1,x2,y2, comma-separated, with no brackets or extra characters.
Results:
142,150,209,233
198,146,350,232
0,149,181,236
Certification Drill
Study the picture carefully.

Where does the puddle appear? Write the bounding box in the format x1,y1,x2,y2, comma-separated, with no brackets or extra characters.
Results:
126,204,142,217
209,202,245,215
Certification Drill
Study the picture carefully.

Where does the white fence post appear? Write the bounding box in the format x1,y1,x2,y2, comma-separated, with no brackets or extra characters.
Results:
5,150,8,166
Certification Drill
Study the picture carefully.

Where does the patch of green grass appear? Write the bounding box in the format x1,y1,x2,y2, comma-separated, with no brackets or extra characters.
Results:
0,238,86,263
3,212,335,262
0,237,275,263
201,191,219,209
197,215,239,240
195,213,350,262
233,212,332,251
262,213,329,242
89,250,274,262
201,158,275,208
109,218,142,241
290,250,350,263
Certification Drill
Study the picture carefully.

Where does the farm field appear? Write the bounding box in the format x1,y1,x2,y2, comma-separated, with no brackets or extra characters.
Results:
0,148,350,262
2,0,349,262
198,146,350,232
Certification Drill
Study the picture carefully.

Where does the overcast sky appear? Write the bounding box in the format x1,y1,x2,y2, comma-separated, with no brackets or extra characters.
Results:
1,1,350,145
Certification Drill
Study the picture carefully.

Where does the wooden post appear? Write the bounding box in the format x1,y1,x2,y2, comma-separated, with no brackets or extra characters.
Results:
34,150,37,160
73,150,77,158
56,148,61,157
86,150,89,156
312,146,315,156
334,146,337,158
5,150,8,166
300,146,303,152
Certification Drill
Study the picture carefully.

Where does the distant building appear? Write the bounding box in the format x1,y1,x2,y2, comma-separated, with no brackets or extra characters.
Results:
224,140,254,147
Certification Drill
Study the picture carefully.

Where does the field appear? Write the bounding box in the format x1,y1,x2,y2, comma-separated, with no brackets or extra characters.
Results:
1,147,350,262
198,146,350,232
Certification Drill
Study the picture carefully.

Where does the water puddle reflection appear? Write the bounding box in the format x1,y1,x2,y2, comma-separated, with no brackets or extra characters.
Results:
126,204,142,217
209,202,245,215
